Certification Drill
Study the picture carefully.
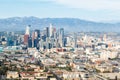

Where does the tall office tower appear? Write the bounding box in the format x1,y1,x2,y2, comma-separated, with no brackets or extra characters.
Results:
32,32,35,47
35,31,38,39
51,38,55,48
45,38,49,49
58,28,64,47
28,37,32,47
32,31,39,48
60,28,64,38
24,35,29,46
25,25,31,35
7,37,14,46
34,39,39,48
46,27,49,38
7,32,14,46
24,25,31,46
32,31,38,40
53,27,57,38
49,23,53,37
73,33,77,48
64,37,67,47
35,29,40,38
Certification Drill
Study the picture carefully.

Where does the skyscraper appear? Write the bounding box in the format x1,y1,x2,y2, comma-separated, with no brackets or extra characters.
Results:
58,28,64,47
32,32,35,47
49,23,53,37
24,35,29,46
34,29,40,38
25,25,31,35
46,27,49,38
28,37,32,47
73,33,77,48
24,25,31,46
31,30,40,48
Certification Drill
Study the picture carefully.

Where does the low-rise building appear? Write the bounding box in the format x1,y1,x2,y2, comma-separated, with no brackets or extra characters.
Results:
6,71,19,79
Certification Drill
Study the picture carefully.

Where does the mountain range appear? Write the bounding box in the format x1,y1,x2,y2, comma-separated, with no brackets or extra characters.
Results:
0,17,120,32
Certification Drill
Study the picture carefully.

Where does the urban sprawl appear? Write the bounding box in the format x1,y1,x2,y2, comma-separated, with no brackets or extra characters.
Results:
0,24,120,80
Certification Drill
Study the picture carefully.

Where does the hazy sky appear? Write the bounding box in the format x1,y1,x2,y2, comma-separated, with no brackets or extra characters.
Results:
0,0,120,22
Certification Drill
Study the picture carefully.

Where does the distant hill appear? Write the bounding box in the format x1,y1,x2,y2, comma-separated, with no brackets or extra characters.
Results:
0,17,119,32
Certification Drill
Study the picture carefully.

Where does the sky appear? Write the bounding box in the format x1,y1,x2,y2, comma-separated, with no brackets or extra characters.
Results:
0,0,120,22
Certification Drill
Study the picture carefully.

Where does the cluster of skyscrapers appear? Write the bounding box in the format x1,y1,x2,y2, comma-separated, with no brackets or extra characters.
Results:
24,24,66,50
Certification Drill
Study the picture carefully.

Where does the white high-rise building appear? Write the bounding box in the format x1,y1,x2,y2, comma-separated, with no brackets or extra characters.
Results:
25,25,30,35
49,23,53,37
